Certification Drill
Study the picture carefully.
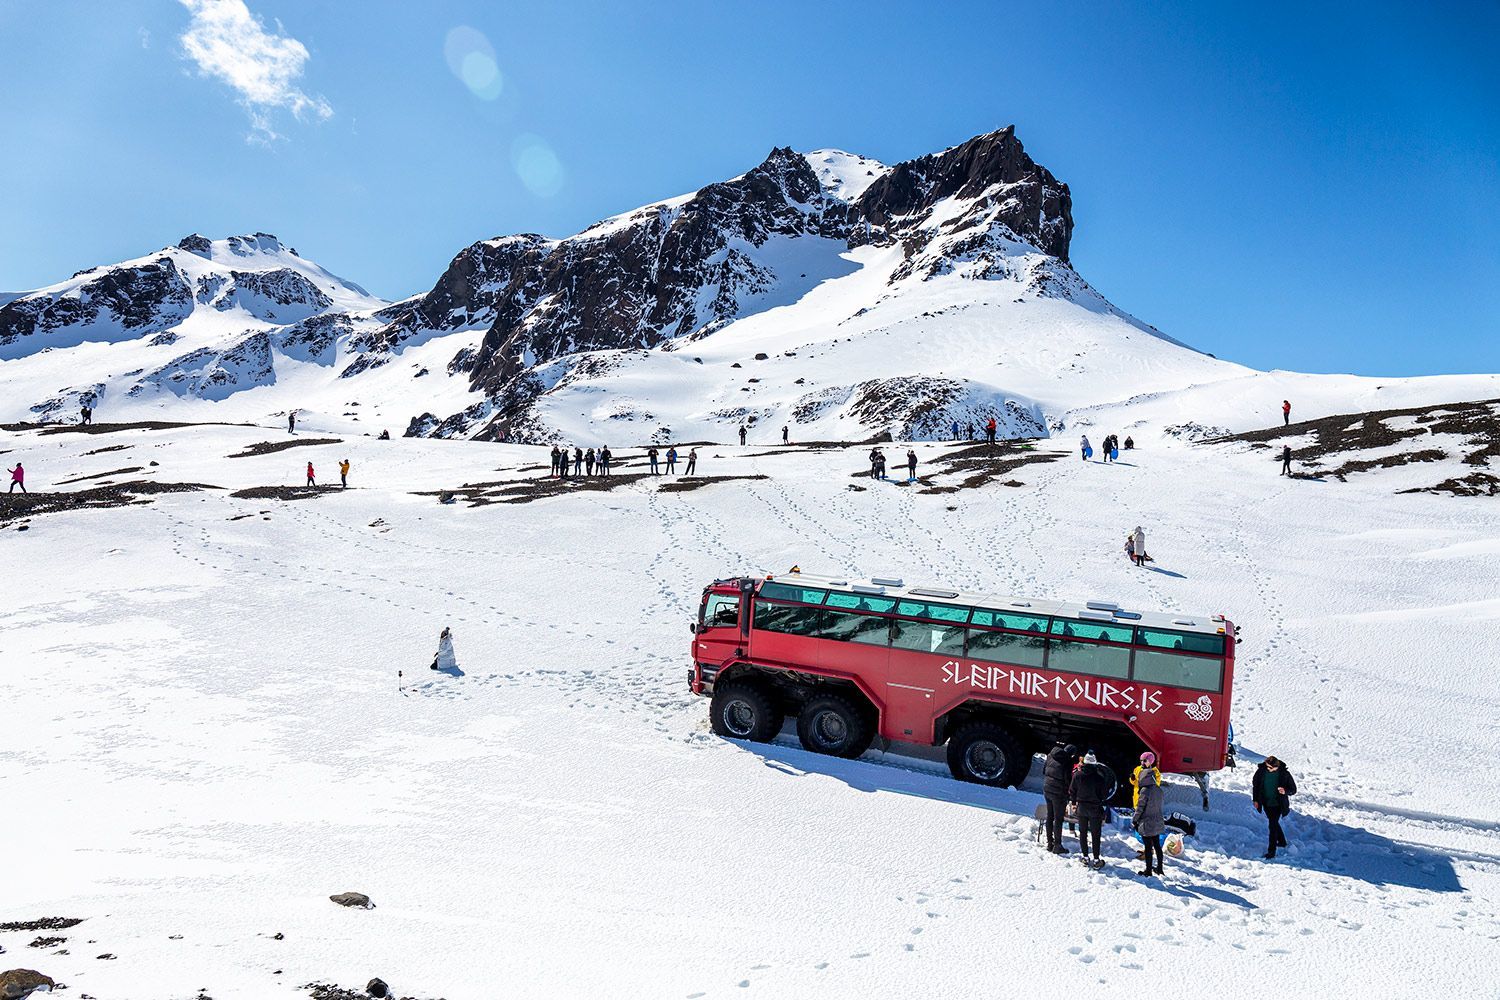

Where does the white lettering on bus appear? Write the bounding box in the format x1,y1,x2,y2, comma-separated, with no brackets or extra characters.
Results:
939,660,1168,715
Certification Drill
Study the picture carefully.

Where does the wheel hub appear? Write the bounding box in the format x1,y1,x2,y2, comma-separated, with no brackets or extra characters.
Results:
814,710,848,747
965,740,1006,780
724,700,755,737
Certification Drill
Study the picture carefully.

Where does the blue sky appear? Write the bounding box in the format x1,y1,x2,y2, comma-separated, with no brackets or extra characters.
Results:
0,1,1495,376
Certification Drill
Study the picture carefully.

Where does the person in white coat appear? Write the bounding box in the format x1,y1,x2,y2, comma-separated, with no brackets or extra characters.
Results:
1080,435,1091,461
1130,526,1148,566
430,627,457,672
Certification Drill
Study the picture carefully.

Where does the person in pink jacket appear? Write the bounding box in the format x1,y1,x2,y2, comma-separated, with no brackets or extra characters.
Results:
8,462,24,493
306,461,316,487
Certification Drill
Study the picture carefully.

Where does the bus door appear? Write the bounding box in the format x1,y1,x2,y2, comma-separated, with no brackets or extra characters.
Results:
695,589,745,668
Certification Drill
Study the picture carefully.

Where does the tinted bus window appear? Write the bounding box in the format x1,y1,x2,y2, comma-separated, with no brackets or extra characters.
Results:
1135,628,1225,656
1133,650,1224,692
821,609,890,645
895,600,970,623
825,592,898,614
967,629,1046,667
892,619,966,655
754,601,824,635
1050,619,1133,643
970,609,1049,633
1046,639,1130,679
760,582,828,605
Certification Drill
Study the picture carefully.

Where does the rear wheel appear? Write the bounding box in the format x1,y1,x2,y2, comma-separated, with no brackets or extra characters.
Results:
796,693,874,758
710,680,781,743
947,719,1027,787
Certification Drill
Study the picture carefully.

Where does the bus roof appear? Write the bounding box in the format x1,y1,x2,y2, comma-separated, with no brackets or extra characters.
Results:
755,572,1230,636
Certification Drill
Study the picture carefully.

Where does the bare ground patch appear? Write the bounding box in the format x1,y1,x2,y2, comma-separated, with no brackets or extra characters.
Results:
228,438,344,458
0,481,218,524
1207,398,1500,493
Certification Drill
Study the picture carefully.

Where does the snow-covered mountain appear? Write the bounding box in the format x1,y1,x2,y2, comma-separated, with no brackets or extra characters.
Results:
1,127,1496,445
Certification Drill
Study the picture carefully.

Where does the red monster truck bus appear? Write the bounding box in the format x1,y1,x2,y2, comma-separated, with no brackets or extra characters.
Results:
689,572,1239,803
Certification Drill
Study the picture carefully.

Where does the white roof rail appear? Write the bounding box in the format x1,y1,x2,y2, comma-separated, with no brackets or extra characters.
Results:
870,576,904,588
1086,600,1121,611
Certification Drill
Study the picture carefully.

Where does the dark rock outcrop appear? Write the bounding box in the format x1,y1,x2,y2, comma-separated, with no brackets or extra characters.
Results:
0,968,56,999
329,892,374,909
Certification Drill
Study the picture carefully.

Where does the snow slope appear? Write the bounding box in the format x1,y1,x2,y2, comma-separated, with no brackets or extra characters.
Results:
1,419,1495,999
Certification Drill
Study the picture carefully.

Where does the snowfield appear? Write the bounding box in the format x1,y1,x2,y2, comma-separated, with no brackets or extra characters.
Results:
2,414,1497,999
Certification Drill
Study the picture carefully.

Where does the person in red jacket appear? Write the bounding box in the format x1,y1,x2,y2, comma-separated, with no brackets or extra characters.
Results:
306,461,316,487
1282,399,1292,426
985,416,998,444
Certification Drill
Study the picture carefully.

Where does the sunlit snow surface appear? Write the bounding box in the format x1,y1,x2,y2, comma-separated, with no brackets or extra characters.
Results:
1,419,1496,999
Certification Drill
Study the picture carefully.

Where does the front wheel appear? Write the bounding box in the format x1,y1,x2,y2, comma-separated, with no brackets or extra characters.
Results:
947,720,1028,787
710,681,781,743
796,693,874,759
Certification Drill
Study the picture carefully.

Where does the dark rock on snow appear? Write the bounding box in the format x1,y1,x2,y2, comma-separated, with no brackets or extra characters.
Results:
0,968,56,1000
329,892,374,909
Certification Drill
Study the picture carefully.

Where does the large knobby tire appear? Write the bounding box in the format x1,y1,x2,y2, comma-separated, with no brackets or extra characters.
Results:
710,681,781,743
947,719,1027,787
796,692,874,759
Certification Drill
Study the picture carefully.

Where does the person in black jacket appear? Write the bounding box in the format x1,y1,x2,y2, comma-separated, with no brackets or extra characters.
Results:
1252,755,1297,858
1280,445,1293,476
1042,742,1079,854
1069,751,1112,868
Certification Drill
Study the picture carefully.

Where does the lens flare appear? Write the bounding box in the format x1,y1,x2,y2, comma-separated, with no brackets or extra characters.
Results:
444,26,503,100
512,133,565,198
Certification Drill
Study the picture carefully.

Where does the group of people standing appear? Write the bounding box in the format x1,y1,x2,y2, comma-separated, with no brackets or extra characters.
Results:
866,448,920,482
548,445,700,478
1042,742,1299,873
946,416,1001,444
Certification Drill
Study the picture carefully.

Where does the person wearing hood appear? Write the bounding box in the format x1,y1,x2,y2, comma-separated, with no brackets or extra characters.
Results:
1133,766,1167,876
1130,526,1148,567
1131,751,1163,808
1043,742,1079,854
1068,751,1112,868
1252,756,1298,858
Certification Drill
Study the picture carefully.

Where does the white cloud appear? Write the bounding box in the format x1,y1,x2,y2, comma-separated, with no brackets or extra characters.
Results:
178,0,332,142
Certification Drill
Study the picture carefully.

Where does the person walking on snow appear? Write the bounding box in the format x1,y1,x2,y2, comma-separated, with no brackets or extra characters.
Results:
80,403,92,426
1042,742,1078,854
685,448,698,475
738,425,747,445
986,416,997,445
288,410,297,434
1134,767,1167,876
906,449,918,482
1253,755,1297,858
8,462,24,493
869,448,881,479
306,462,316,487
339,459,350,488
950,420,960,440
1282,399,1292,426
648,447,660,475
1280,444,1293,476
549,446,561,477
782,425,789,445
1130,525,1148,567
1080,435,1092,461
1068,751,1111,868
574,447,583,476
665,446,678,474
600,446,612,475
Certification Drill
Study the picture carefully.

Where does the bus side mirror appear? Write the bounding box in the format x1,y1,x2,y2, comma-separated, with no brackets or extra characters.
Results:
1234,637,1242,645
688,622,699,635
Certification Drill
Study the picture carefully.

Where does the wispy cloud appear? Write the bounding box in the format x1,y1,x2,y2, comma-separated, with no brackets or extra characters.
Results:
177,0,332,143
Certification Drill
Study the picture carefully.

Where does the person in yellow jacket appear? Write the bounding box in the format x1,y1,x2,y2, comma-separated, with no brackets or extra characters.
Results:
1132,751,1163,807
339,459,351,488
